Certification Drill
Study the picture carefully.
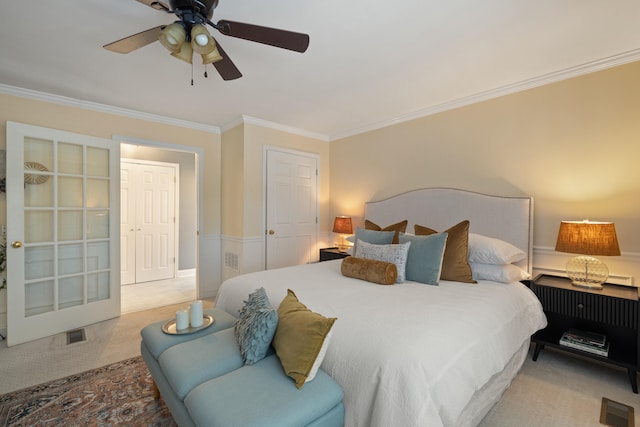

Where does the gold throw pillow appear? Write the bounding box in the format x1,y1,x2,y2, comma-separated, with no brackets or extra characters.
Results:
414,220,476,283
365,219,408,244
272,290,337,388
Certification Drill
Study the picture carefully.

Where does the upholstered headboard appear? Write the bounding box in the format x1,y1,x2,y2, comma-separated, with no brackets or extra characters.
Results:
364,188,534,275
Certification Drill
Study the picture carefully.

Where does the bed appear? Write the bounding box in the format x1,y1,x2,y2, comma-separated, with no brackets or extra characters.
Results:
215,188,547,427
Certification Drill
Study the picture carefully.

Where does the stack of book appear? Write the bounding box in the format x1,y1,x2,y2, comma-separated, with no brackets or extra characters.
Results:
559,328,609,357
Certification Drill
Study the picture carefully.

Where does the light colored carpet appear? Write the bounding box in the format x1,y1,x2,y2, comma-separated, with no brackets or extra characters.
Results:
121,274,196,314
0,299,214,395
481,347,639,427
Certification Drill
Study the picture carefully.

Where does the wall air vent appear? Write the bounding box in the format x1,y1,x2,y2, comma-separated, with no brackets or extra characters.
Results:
224,252,239,272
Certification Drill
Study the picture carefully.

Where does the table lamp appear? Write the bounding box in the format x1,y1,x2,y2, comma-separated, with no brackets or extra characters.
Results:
554,220,620,289
333,216,353,252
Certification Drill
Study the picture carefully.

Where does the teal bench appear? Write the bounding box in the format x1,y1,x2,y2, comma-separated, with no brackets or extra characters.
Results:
140,307,345,427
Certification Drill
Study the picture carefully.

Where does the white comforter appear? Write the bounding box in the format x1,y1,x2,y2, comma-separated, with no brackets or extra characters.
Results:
215,260,546,427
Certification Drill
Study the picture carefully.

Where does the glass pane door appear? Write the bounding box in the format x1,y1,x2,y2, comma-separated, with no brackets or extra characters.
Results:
6,122,120,346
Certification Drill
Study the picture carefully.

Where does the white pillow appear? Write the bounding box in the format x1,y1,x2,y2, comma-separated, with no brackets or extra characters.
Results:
470,262,530,283
355,239,411,282
468,233,526,264
306,328,333,383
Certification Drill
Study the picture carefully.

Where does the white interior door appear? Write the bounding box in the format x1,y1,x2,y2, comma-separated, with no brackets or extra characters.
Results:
6,122,120,346
265,148,318,269
121,160,177,284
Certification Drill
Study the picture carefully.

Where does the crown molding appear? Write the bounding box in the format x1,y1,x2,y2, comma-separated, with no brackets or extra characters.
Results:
3,48,639,142
220,115,330,142
0,83,221,134
220,116,245,133
329,48,640,141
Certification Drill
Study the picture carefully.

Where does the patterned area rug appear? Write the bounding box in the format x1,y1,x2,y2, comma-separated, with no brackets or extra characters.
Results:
0,356,176,426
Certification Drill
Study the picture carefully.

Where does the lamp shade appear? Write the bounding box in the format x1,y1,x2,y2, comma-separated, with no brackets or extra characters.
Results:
333,216,353,234
555,220,620,256
201,46,223,64
191,24,216,55
159,22,186,53
171,41,193,64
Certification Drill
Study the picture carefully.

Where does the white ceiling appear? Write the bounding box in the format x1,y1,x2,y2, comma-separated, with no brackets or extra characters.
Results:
1,0,639,140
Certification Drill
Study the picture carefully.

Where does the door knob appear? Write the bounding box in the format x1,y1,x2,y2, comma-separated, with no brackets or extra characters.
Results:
268,229,275,235
11,241,23,248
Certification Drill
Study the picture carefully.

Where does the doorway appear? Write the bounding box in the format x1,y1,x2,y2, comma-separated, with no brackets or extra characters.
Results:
119,143,198,313
121,159,177,285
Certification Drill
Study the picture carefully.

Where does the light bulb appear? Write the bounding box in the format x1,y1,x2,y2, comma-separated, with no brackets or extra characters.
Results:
195,34,209,46
166,35,178,46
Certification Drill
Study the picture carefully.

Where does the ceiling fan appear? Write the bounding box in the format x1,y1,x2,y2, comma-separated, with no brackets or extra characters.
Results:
103,0,310,81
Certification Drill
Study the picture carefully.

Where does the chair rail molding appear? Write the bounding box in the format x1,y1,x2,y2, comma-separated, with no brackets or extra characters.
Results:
533,246,638,287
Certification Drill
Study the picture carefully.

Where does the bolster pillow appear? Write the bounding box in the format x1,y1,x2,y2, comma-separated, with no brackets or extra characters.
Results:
341,257,397,285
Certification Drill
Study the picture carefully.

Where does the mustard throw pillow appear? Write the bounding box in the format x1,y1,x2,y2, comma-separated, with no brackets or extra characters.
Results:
365,219,408,244
341,256,397,285
272,289,337,388
414,220,476,283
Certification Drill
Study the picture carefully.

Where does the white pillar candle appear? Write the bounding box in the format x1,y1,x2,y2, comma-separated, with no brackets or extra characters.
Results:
176,309,189,330
190,300,203,327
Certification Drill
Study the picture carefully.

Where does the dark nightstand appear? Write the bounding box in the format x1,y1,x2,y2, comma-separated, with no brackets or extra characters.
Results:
531,274,640,393
319,247,350,262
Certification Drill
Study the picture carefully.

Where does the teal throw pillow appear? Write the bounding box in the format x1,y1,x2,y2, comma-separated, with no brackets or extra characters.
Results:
353,227,395,253
234,287,278,365
399,232,448,285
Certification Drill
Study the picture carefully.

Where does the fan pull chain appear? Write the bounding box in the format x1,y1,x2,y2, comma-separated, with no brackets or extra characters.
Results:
204,65,208,79
191,62,194,86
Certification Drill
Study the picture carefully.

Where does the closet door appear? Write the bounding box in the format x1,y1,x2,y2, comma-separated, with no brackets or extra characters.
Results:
6,122,120,346
265,148,318,269
121,160,177,284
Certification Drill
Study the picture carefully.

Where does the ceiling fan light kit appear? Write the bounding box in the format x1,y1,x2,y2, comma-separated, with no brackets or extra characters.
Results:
190,25,217,56
158,22,186,52
170,40,194,63
103,0,310,81
201,46,223,64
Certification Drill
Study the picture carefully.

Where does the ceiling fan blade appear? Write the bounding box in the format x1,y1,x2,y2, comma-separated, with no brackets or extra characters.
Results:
216,20,309,53
135,0,170,11
103,26,164,54
211,41,242,80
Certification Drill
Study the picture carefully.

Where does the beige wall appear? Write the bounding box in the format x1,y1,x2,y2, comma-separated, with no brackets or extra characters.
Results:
330,61,640,260
221,124,245,236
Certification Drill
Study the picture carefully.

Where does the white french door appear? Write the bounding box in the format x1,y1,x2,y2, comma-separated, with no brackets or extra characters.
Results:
265,148,318,269
120,160,177,285
6,122,120,346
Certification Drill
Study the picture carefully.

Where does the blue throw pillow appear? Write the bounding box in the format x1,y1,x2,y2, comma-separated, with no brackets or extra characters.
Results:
234,287,278,365
352,227,395,253
399,232,448,285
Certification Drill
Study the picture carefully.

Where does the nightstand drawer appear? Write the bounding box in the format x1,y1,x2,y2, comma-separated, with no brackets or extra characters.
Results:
533,285,638,328
319,248,350,262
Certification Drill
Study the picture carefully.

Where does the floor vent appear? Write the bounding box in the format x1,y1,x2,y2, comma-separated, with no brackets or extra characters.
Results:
600,397,634,427
66,328,86,345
